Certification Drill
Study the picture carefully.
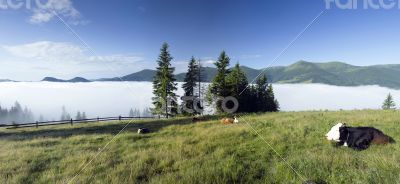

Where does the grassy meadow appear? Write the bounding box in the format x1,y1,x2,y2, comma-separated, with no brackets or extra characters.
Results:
1,110,400,184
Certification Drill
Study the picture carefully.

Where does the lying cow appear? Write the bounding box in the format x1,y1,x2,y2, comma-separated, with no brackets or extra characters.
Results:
137,128,150,134
326,123,395,151
220,116,239,124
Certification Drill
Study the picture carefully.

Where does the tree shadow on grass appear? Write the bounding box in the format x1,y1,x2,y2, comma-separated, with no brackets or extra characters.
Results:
0,116,219,141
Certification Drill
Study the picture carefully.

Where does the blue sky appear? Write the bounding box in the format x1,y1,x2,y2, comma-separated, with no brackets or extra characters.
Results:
1,0,400,80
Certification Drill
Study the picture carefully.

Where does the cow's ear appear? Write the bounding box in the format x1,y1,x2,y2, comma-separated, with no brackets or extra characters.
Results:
342,123,347,127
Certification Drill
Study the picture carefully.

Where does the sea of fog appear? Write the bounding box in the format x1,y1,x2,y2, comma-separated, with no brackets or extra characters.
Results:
0,82,398,121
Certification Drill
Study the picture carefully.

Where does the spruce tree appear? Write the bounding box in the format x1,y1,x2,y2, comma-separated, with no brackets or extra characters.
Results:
152,43,178,118
82,112,87,119
61,106,68,120
134,109,140,116
266,84,279,112
382,93,396,110
76,111,82,120
255,74,269,112
226,63,249,112
209,51,231,112
251,74,279,112
182,56,200,115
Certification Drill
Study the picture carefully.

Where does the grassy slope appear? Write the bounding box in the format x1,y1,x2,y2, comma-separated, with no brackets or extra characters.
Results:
1,110,400,184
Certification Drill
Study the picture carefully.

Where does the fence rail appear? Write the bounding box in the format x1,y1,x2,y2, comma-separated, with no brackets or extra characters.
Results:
0,116,159,129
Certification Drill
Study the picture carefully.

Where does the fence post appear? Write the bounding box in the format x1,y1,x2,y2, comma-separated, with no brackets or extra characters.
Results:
119,115,122,121
36,121,38,128
70,118,73,126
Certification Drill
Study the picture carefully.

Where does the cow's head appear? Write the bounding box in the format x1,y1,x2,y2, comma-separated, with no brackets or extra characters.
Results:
325,123,345,142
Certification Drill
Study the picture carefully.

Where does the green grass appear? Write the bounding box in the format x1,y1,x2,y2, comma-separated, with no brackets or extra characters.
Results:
1,110,400,184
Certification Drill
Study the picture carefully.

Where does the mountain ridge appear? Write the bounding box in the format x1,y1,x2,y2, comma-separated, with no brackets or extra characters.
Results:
42,77,91,83
16,61,400,89
94,61,400,89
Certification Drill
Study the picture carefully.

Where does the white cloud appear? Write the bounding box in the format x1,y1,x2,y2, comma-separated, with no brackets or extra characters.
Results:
2,41,144,64
29,0,83,25
89,55,144,64
1,41,148,80
2,41,85,62
172,59,215,73
201,59,216,66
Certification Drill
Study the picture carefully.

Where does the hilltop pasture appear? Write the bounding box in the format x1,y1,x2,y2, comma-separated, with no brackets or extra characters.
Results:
0,110,399,184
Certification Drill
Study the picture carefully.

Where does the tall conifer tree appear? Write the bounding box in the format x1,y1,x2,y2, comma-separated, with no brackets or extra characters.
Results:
209,51,231,112
226,63,249,112
182,56,200,115
152,43,178,118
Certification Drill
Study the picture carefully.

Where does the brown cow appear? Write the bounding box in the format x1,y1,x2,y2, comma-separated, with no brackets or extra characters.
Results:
220,116,239,124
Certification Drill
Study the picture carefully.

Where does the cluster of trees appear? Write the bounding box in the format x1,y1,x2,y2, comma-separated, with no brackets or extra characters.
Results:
151,43,207,117
208,51,279,113
75,111,87,120
0,101,34,124
129,107,152,117
60,106,87,120
151,43,279,117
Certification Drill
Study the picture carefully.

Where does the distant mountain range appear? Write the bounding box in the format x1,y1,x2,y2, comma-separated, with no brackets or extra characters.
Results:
0,79,13,82
42,77,91,83
3,61,400,89
96,61,400,89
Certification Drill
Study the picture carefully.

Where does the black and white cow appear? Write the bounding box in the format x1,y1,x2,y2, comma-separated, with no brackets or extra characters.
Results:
137,128,150,134
326,123,395,151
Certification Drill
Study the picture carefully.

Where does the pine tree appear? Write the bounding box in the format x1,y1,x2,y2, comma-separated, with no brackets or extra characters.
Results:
226,63,249,112
76,111,82,120
82,112,87,119
266,84,279,112
209,51,231,112
151,43,178,118
382,93,396,110
129,108,134,117
61,106,68,120
226,63,248,95
134,109,141,116
182,56,200,115
254,74,269,112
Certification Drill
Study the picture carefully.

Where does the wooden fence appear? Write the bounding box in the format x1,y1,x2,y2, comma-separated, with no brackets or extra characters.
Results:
0,116,159,129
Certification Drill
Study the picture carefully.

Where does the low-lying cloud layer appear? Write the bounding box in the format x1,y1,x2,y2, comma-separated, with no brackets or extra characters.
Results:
0,82,397,121
274,84,396,111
